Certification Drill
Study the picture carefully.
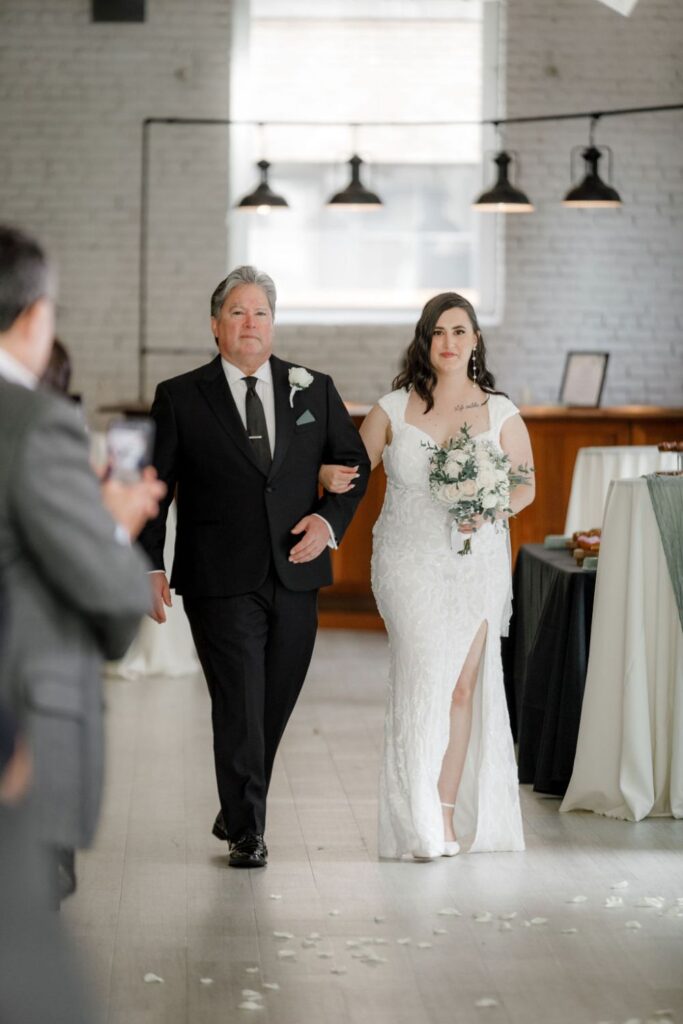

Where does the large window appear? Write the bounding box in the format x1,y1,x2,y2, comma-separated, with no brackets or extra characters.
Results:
229,1,497,322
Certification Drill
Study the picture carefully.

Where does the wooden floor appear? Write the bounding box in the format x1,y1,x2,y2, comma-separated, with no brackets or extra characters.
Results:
65,630,683,1024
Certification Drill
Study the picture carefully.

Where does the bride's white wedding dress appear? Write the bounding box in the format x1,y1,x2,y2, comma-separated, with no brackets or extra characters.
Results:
372,388,525,858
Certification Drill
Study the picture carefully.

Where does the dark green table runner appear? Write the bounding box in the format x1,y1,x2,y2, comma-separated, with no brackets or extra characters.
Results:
645,475,683,634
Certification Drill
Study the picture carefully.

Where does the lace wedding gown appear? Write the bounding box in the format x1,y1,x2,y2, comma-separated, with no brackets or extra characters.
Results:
372,388,525,858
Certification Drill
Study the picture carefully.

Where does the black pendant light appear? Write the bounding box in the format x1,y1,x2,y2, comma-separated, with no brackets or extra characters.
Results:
473,150,534,213
563,118,622,208
235,159,289,213
326,154,383,210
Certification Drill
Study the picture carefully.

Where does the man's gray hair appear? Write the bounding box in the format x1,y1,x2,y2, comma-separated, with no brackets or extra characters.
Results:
0,225,55,333
210,265,277,320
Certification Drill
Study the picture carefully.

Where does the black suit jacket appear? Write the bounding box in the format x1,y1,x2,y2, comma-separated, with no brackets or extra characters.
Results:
139,354,370,596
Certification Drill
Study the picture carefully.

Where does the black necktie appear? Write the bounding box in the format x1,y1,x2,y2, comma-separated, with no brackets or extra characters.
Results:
243,376,272,474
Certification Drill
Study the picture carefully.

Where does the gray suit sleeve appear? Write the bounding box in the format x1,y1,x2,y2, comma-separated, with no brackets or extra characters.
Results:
10,398,151,660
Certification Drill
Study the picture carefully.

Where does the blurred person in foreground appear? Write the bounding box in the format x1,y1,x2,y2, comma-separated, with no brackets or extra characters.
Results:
1,573,94,1024
0,224,164,911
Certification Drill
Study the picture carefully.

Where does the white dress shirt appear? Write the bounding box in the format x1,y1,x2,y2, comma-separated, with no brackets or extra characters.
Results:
221,357,336,549
221,356,276,457
0,347,38,389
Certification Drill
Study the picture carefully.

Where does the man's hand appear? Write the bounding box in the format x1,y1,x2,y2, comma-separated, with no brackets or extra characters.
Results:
101,467,166,540
319,464,359,494
149,572,173,623
0,736,32,807
289,515,330,564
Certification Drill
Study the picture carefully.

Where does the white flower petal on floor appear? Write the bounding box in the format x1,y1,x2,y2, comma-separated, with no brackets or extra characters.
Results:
268,894,282,900
328,909,340,916
499,922,513,931
245,967,260,974
361,953,388,966
374,915,386,923
262,983,280,991
238,1001,263,1011
272,931,294,940
604,896,624,909
397,937,412,945
625,920,643,929
499,912,517,920
199,978,213,985
277,950,296,960
373,938,389,945
530,917,548,926
473,912,493,923
475,997,499,1008
566,895,588,903
308,932,322,940
560,928,579,934
438,907,461,916
610,880,629,889
143,973,164,984
636,897,665,909
301,939,316,948
433,928,448,935
330,967,348,975
417,942,432,949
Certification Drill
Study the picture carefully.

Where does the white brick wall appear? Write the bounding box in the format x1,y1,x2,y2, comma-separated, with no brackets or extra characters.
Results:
0,0,681,412
0,0,231,416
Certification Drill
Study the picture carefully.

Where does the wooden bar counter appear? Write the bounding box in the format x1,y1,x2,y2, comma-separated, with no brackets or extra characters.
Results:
319,404,683,630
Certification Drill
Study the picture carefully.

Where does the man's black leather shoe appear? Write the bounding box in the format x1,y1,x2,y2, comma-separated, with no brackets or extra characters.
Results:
212,810,228,842
228,833,268,868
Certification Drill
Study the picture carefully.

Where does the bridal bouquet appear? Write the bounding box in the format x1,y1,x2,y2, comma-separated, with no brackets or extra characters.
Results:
424,425,533,555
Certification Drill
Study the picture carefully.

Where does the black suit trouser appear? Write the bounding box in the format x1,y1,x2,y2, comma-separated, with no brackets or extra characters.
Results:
184,568,318,840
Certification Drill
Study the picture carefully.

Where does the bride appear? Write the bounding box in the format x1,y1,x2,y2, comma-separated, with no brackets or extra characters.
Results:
321,293,535,860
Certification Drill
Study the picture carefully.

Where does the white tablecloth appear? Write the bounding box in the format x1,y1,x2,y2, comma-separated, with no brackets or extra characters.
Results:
560,478,683,821
107,502,198,679
564,446,677,534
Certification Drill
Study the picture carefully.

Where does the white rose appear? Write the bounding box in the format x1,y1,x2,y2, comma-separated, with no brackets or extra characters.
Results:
482,491,499,510
459,478,477,498
445,450,468,475
477,466,498,491
495,468,509,486
289,366,314,389
439,483,462,504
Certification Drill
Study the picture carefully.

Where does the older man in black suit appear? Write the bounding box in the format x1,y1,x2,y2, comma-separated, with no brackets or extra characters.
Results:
141,266,370,868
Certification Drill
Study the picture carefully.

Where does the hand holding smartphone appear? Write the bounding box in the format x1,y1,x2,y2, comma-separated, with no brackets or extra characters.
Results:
105,418,155,483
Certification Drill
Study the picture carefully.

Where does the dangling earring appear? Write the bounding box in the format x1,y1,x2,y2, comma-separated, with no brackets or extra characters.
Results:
471,348,478,388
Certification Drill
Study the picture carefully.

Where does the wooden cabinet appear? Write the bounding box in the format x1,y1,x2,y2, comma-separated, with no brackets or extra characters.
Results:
319,406,683,630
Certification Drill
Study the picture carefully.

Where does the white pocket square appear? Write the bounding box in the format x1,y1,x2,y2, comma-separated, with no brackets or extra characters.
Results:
296,409,316,426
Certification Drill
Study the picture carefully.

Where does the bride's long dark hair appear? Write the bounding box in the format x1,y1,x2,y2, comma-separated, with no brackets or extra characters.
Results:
392,292,502,412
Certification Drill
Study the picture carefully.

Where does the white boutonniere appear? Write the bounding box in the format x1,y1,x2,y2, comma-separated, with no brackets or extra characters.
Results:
288,366,314,407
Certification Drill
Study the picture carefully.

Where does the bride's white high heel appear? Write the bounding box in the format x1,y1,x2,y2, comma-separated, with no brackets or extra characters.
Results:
441,802,461,857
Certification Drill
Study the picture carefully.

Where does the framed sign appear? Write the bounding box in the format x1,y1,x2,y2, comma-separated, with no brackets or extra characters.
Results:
559,351,609,407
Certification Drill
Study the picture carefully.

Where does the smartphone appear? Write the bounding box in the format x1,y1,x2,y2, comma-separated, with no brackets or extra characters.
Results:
105,418,155,483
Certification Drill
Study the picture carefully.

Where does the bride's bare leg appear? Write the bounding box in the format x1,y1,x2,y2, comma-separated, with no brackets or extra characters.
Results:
438,621,488,842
